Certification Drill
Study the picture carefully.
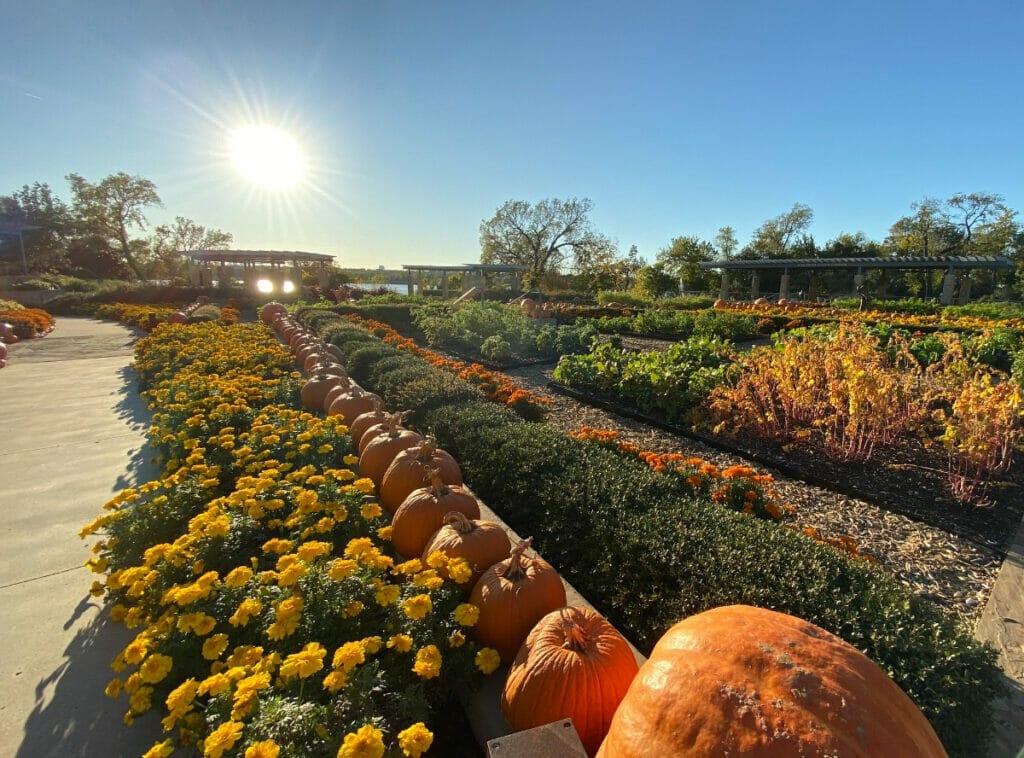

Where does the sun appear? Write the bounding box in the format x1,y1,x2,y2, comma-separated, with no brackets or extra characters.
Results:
229,125,305,190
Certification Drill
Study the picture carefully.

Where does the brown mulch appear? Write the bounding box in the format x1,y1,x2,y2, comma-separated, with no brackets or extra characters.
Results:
502,360,1008,624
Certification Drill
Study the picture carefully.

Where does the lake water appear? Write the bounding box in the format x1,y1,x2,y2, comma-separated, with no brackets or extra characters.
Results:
351,282,407,293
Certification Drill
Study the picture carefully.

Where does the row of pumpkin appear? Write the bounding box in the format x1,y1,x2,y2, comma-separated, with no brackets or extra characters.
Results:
263,301,949,757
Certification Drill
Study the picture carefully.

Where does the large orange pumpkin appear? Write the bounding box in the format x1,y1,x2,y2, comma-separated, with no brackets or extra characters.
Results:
420,510,510,588
326,386,381,423
260,301,287,324
470,538,567,662
358,422,423,486
391,470,480,559
596,605,947,758
379,436,462,514
299,373,347,412
502,607,639,756
346,401,387,448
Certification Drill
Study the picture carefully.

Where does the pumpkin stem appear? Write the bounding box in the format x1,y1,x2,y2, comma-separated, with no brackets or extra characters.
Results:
416,436,437,459
500,537,533,581
560,608,588,652
443,510,473,533
423,465,449,497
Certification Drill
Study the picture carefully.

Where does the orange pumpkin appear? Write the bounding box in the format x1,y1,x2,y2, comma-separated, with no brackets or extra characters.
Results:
470,538,567,662
379,436,463,514
167,311,188,325
503,607,639,756
420,511,510,588
596,605,947,757
299,373,347,412
391,469,480,559
358,421,423,486
326,386,381,423
347,400,388,448
260,301,287,324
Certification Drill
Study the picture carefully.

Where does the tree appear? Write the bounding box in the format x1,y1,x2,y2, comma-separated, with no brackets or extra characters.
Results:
0,183,72,273
479,198,610,289
714,226,738,260
633,263,678,299
656,235,716,291
743,203,814,259
68,172,162,279
145,216,232,280
885,198,959,257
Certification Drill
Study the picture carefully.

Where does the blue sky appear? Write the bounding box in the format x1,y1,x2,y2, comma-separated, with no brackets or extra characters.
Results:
3,1,1022,269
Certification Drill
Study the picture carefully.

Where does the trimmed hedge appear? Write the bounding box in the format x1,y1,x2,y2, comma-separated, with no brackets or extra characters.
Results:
300,310,1003,756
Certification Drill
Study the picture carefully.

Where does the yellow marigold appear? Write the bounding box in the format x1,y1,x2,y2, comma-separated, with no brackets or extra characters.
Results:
342,454,359,466
337,724,384,758
139,653,173,684
280,642,326,680
224,566,253,588
123,638,148,665
341,601,364,619
376,525,393,541
448,630,466,648
453,603,480,627
332,642,366,672
361,636,383,655
412,571,444,590
204,720,243,758
198,672,232,697
262,538,293,555
374,584,400,606
316,444,333,454
387,634,413,653
360,502,383,520
475,647,501,675
424,551,448,570
353,478,375,495
393,559,422,576
277,561,307,587
294,489,319,510
105,678,123,698
343,537,374,558
245,740,281,758
446,557,473,585
143,739,175,758
402,594,433,621
129,685,153,714
296,540,332,561
322,669,348,693
412,645,442,679
229,598,263,627
202,634,230,661
327,559,358,581
397,722,434,758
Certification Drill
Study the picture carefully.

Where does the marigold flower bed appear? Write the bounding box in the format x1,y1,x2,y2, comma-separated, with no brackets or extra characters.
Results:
81,321,499,757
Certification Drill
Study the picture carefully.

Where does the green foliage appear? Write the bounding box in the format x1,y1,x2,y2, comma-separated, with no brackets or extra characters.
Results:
589,308,757,340
632,263,678,299
554,337,733,418
412,301,595,363
596,290,650,307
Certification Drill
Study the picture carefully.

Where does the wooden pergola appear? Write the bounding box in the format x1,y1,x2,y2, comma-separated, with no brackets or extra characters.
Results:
181,249,336,295
699,256,1014,304
400,263,526,298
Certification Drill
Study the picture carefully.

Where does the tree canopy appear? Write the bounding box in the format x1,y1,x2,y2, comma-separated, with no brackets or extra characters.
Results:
479,197,612,288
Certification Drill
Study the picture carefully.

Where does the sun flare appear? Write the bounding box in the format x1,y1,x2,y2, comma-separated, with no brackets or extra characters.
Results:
229,125,305,190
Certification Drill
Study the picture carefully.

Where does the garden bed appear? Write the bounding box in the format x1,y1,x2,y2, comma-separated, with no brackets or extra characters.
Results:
547,380,1024,554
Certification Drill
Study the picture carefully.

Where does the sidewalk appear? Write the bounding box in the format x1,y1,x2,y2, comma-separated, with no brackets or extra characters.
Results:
0,318,162,757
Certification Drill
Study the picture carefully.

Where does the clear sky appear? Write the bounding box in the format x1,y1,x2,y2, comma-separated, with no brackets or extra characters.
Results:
3,1,1022,269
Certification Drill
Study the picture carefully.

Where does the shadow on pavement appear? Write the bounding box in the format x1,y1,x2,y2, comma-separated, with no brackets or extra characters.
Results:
112,366,161,492
17,597,160,758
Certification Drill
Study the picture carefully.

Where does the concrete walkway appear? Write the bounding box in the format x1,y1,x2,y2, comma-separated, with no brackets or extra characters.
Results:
0,318,161,757
0,316,1021,756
